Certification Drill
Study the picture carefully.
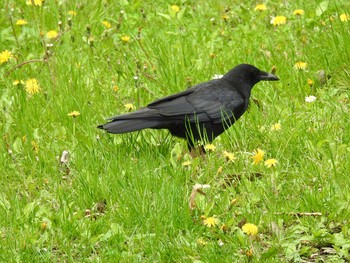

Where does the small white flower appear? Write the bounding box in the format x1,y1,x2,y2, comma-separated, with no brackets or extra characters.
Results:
133,76,139,80
212,74,223,80
305,95,317,103
60,150,70,164
193,184,210,190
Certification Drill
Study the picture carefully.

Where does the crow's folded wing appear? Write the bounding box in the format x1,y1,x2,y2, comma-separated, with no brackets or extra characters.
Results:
188,93,246,123
148,81,246,123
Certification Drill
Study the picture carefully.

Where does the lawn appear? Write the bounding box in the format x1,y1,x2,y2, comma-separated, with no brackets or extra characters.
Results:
1,0,350,262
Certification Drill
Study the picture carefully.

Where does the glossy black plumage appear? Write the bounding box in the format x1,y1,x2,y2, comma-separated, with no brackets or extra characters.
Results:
98,64,279,148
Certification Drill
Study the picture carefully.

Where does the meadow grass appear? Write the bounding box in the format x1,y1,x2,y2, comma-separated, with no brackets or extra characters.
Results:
1,0,350,262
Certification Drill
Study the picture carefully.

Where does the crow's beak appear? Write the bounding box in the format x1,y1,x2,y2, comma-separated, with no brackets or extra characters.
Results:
259,71,279,81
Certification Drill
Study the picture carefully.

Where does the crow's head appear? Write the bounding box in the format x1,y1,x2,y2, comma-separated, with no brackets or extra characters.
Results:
223,64,279,88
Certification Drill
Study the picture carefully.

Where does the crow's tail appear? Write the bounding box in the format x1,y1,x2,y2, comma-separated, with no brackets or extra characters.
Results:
97,107,164,134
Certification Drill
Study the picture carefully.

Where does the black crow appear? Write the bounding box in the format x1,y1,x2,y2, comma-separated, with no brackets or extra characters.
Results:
98,64,279,150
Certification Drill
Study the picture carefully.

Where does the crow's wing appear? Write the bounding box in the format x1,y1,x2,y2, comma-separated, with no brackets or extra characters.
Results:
147,84,201,116
188,91,246,123
104,84,207,122
148,80,246,123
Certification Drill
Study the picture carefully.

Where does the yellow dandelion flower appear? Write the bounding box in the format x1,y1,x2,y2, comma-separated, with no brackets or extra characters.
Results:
31,140,39,154
222,14,229,20
255,4,267,11
271,122,282,131
216,166,223,174
264,158,277,168
340,13,349,22
251,148,265,165
242,223,258,236
68,10,77,16
202,216,219,227
293,9,305,16
46,30,58,39
204,144,216,152
197,238,207,245
27,0,43,6
230,198,237,205
223,151,236,162
67,111,80,117
13,80,23,86
0,50,12,64
16,19,27,26
121,35,130,43
246,249,254,257
41,221,47,230
271,16,287,26
102,21,111,29
25,78,40,95
34,0,43,6
113,85,119,92
294,61,307,70
307,79,314,87
171,5,180,13
182,161,192,167
124,103,135,111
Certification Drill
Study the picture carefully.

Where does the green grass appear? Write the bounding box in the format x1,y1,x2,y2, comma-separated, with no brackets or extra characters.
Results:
1,0,350,262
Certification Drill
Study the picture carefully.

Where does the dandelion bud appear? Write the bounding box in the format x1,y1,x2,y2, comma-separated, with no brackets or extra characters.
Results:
86,25,91,35
88,36,94,46
58,21,63,30
68,18,72,27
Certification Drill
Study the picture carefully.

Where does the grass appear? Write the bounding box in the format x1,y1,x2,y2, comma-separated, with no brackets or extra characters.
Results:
1,0,350,261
